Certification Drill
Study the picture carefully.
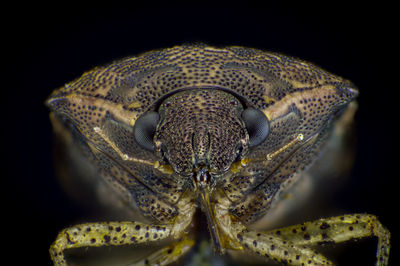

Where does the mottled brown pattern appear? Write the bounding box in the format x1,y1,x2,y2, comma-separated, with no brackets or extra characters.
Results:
47,45,389,266
47,45,356,223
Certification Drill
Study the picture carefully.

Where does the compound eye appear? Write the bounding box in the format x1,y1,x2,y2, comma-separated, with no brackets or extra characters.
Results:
242,108,270,147
134,111,160,151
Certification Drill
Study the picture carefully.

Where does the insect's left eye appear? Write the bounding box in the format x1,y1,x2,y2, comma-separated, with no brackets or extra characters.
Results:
134,111,160,151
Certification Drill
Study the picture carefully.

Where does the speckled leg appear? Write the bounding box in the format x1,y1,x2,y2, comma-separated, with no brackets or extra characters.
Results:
50,221,176,266
239,230,333,265
130,237,195,266
237,214,390,266
267,214,390,266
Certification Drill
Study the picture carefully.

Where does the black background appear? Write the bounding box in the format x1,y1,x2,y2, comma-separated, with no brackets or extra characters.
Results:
4,3,396,265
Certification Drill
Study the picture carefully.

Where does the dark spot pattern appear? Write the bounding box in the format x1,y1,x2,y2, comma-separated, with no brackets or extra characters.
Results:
46,45,368,266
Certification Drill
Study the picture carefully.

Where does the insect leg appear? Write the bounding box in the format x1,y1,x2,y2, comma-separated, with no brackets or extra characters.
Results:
266,214,390,266
238,229,333,265
50,221,173,266
129,237,195,266
215,197,333,265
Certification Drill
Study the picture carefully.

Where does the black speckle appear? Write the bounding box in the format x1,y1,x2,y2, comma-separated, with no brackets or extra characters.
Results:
349,226,354,231
103,235,111,243
270,245,275,251
237,233,243,241
319,222,330,230
116,226,121,232
304,233,311,240
65,233,76,245
253,240,257,247
135,225,141,230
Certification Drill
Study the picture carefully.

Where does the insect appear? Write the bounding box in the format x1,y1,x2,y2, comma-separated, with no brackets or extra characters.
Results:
47,45,390,265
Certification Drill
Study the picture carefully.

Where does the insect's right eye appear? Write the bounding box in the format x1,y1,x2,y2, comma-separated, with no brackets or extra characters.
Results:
242,108,270,147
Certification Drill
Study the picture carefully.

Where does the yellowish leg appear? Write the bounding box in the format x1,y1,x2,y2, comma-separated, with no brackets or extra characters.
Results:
50,221,186,266
130,237,195,266
267,214,390,266
235,214,389,266
239,231,333,265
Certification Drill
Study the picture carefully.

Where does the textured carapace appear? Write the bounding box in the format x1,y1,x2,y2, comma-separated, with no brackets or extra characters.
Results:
47,45,391,266
47,44,358,224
